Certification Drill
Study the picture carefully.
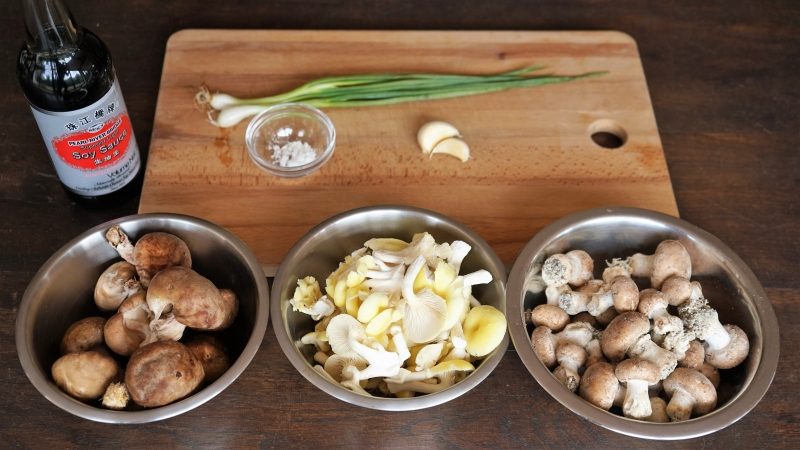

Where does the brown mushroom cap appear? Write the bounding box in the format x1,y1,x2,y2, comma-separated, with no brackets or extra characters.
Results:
125,341,204,408
595,306,618,327
51,350,119,401
577,279,605,295
615,358,660,385
699,362,721,388
663,367,717,420
579,362,619,410
530,304,570,332
185,335,231,384
637,289,668,318
610,276,639,313
651,240,692,289
147,267,236,331
572,312,598,328
602,264,631,284
531,326,557,368
60,316,106,355
705,324,749,369
133,232,192,287
645,397,670,423
118,291,147,314
601,312,650,361
565,250,594,286
679,340,705,370
661,276,692,306
104,313,145,356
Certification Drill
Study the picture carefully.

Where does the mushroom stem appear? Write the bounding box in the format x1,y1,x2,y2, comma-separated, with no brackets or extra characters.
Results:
665,388,695,421
627,334,678,380
622,379,652,419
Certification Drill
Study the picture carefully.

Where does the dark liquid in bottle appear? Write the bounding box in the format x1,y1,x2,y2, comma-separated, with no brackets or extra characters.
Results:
18,26,141,207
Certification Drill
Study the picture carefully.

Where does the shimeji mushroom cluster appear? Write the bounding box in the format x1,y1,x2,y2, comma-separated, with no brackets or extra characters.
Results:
51,227,236,410
528,240,750,422
291,232,507,397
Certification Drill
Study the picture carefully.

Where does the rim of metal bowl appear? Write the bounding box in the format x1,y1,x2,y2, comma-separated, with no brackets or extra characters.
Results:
15,213,270,424
506,206,779,440
271,205,509,411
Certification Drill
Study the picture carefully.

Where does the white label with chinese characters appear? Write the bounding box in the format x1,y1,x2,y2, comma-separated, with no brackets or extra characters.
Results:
30,79,141,196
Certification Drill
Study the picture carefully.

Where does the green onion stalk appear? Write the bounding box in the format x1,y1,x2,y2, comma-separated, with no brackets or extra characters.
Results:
194,66,606,127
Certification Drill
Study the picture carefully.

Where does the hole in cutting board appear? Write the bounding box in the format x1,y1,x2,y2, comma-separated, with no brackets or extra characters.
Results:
588,119,628,149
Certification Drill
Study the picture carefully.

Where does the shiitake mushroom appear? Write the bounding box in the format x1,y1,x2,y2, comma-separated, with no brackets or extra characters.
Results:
185,335,231,384
125,341,204,408
60,316,106,355
51,351,120,401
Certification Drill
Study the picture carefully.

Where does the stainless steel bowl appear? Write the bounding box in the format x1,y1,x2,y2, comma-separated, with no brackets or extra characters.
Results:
506,207,779,439
16,213,270,423
271,205,509,410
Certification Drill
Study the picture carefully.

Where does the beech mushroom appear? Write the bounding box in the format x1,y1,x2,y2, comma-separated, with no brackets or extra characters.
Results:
637,289,682,336
615,358,660,419
661,275,693,306
94,261,142,311
146,266,238,331
586,276,639,317
531,322,596,368
627,333,678,380
553,343,587,392
579,362,622,410
51,350,120,401
125,341,204,408
645,397,669,423
540,250,594,287
663,368,717,421
678,283,749,369
528,304,570,332
60,316,106,354
679,340,705,370
185,335,230,384
600,312,650,362
105,226,192,287
626,240,692,289
699,362,721,388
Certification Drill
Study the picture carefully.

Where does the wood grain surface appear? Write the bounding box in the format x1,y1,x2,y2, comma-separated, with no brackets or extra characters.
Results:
1,1,798,449
139,30,677,269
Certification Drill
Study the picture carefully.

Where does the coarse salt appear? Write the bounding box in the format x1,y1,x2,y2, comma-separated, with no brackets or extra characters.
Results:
270,141,318,167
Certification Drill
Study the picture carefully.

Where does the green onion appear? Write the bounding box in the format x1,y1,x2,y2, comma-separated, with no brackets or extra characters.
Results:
194,66,606,127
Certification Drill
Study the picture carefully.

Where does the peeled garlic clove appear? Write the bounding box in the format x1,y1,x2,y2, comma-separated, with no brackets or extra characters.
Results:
430,137,470,162
463,305,507,357
366,308,395,336
417,121,461,154
357,292,390,323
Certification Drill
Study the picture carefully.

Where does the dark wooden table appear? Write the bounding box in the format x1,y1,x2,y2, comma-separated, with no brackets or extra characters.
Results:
2,0,798,447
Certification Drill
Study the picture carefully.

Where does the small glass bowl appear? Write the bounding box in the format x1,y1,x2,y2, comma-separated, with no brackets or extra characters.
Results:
245,103,336,178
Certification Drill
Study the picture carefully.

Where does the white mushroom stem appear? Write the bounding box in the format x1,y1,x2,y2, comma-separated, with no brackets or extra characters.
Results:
349,339,404,380
652,309,683,336
462,269,493,287
677,285,731,351
555,287,592,315
622,379,653,419
585,338,606,367
627,335,678,380
340,365,371,396
662,329,695,360
665,388,697,421
447,240,472,273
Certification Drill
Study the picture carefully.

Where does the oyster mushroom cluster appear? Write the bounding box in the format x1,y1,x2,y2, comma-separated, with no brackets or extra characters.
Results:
51,226,236,410
527,240,750,422
291,232,507,397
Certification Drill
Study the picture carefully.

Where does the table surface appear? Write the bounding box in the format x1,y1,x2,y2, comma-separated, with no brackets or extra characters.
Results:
1,0,797,448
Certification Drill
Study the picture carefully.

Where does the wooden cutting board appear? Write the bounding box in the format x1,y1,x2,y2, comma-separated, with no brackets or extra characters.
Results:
139,30,678,275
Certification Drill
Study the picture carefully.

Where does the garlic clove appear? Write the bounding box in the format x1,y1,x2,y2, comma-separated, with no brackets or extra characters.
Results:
430,137,470,162
462,305,507,357
417,121,461,154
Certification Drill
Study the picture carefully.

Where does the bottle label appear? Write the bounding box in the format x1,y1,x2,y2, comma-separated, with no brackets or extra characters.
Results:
30,79,141,196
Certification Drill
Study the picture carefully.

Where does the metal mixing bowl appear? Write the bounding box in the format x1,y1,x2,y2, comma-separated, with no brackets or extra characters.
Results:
506,207,779,439
271,205,508,410
16,213,270,423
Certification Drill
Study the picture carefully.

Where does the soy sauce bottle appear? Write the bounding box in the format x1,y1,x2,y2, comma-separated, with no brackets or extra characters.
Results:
18,0,142,206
